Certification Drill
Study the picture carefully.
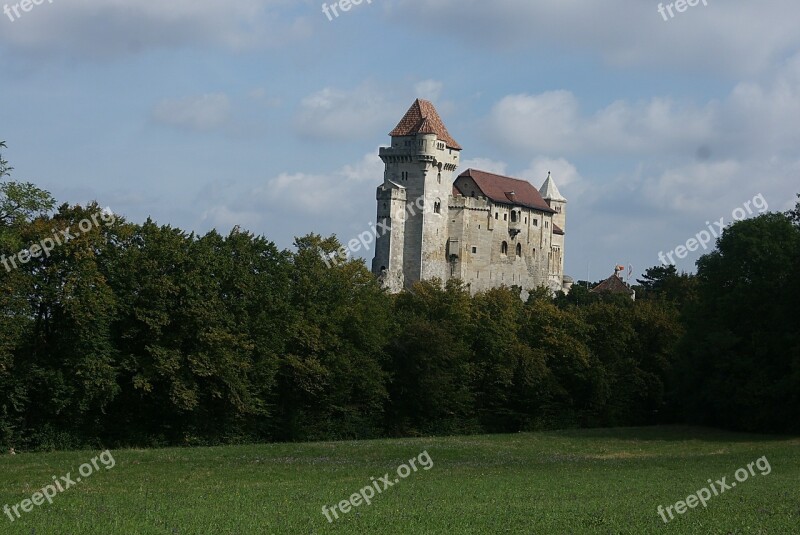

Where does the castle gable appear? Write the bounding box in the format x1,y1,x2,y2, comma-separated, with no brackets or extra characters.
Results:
455,169,555,213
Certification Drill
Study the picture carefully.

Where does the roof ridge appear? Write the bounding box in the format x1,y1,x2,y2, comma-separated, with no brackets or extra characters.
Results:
467,168,535,185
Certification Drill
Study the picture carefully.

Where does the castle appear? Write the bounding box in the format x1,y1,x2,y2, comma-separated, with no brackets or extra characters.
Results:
371,99,573,295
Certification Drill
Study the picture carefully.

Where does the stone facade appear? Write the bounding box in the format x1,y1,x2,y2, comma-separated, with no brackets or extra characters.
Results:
372,99,571,295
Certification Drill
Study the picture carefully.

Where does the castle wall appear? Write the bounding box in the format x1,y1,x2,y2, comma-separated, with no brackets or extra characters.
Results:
447,195,560,294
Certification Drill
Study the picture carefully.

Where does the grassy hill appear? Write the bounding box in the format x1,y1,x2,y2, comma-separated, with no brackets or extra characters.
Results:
1,426,797,534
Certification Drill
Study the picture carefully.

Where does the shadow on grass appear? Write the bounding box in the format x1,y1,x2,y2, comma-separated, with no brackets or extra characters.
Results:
545,425,796,443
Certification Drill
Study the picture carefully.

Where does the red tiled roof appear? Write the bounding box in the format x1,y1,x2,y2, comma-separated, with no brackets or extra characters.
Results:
390,99,462,150
455,169,555,213
553,224,565,235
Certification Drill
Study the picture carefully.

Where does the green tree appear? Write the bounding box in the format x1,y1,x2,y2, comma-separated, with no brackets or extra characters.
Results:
0,142,57,448
273,234,390,441
520,293,605,427
386,279,476,436
679,213,800,432
635,265,697,306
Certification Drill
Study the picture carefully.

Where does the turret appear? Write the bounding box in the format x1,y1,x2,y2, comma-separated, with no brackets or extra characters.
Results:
539,171,567,231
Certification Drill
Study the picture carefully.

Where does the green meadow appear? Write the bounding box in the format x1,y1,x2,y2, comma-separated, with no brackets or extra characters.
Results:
1,426,798,534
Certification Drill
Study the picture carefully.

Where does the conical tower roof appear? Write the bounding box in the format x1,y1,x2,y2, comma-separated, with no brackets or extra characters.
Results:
389,99,461,150
539,172,567,202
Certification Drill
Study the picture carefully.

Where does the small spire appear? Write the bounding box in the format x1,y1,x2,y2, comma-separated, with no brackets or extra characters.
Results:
539,172,566,202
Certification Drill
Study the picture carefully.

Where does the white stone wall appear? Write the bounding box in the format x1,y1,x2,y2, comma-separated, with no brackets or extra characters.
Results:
446,195,562,294
373,133,460,289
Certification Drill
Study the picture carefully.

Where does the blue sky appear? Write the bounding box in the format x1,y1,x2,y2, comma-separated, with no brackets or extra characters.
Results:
1,0,799,282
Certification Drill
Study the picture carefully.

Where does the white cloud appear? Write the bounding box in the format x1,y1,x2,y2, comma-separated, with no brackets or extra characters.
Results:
250,151,382,215
488,93,712,156
414,80,443,101
488,51,800,162
489,92,579,154
639,160,744,213
390,0,800,76
340,151,385,183
520,157,586,198
458,158,508,176
0,0,311,58
201,205,263,232
195,150,384,247
152,93,231,131
294,86,397,142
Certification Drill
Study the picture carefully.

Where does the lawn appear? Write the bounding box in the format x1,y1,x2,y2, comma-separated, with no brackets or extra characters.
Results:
0,426,798,534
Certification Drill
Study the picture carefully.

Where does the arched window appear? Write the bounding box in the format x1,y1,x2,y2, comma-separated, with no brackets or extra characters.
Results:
516,243,522,257
501,241,508,255
511,211,518,223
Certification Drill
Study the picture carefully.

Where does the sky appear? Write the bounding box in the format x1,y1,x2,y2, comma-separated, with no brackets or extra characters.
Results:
1,0,799,283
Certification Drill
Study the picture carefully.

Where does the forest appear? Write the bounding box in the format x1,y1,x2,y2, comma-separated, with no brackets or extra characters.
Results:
2,142,799,450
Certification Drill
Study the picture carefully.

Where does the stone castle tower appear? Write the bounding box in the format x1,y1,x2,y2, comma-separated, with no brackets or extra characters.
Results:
372,99,571,295
372,99,461,292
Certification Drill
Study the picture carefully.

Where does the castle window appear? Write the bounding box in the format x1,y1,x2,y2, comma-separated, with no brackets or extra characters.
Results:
495,212,498,220
471,191,475,197
525,217,528,224
434,201,441,214
501,241,508,255
511,211,518,223
503,213,508,221
516,243,522,257
533,219,538,227
546,221,550,228
472,246,477,254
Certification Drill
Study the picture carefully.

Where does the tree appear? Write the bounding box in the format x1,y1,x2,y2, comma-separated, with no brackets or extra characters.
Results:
273,234,390,441
636,264,696,306
0,142,55,232
787,193,800,226
386,279,476,435
678,213,800,432
0,141,57,448
520,293,605,427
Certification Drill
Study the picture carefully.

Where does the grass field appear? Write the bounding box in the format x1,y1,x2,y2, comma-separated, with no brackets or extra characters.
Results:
1,426,798,534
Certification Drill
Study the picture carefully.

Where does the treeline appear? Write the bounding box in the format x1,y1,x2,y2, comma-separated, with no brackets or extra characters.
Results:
1,148,798,449
0,205,682,449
